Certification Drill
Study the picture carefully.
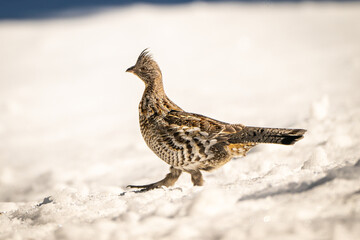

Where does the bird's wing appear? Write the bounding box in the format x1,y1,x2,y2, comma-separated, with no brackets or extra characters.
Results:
163,110,245,140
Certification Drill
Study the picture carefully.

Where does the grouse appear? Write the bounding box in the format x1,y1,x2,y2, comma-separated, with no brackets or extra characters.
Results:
126,49,306,191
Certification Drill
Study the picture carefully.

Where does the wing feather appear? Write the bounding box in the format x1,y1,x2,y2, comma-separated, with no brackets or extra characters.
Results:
163,111,244,141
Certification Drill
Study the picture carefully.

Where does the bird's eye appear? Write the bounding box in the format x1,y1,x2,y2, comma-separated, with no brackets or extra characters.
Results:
140,67,146,72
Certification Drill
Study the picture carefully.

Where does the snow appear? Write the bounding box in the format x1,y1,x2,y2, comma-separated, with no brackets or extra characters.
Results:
1,2,360,240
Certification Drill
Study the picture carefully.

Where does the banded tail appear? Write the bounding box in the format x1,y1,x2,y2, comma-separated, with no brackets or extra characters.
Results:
228,127,306,145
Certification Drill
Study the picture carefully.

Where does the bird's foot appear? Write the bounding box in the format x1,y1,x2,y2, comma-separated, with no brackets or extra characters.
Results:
127,181,165,192
127,167,182,192
187,170,204,186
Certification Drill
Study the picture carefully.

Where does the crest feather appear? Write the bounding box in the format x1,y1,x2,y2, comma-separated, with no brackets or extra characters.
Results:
137,48,153,63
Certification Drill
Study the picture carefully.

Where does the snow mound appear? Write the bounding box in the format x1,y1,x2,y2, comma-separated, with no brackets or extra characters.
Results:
302,146,329,170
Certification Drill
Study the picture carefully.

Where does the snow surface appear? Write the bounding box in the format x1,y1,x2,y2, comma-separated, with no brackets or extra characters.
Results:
1,2,360,240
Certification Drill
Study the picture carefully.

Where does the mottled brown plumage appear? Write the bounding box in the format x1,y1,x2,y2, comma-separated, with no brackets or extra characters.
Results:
126,49,306,191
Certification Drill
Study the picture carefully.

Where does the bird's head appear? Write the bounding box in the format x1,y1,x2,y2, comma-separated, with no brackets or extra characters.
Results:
126,49,162,85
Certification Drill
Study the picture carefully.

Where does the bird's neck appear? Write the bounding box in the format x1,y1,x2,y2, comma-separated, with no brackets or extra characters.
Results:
140,79,182,117
145,76,165,96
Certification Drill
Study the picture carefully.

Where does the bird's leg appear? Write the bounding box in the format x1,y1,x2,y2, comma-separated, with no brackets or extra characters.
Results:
127,166,182,191
187,170,204,186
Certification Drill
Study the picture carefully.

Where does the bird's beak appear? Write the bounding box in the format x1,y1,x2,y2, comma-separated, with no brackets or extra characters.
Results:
126,66,135,73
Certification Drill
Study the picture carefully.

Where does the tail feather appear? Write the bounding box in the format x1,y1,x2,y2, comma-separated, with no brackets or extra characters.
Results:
228,126,306,145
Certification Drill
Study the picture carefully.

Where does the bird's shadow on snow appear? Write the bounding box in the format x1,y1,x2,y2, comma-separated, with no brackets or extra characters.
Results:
37,196,53,207
238,159,360,202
